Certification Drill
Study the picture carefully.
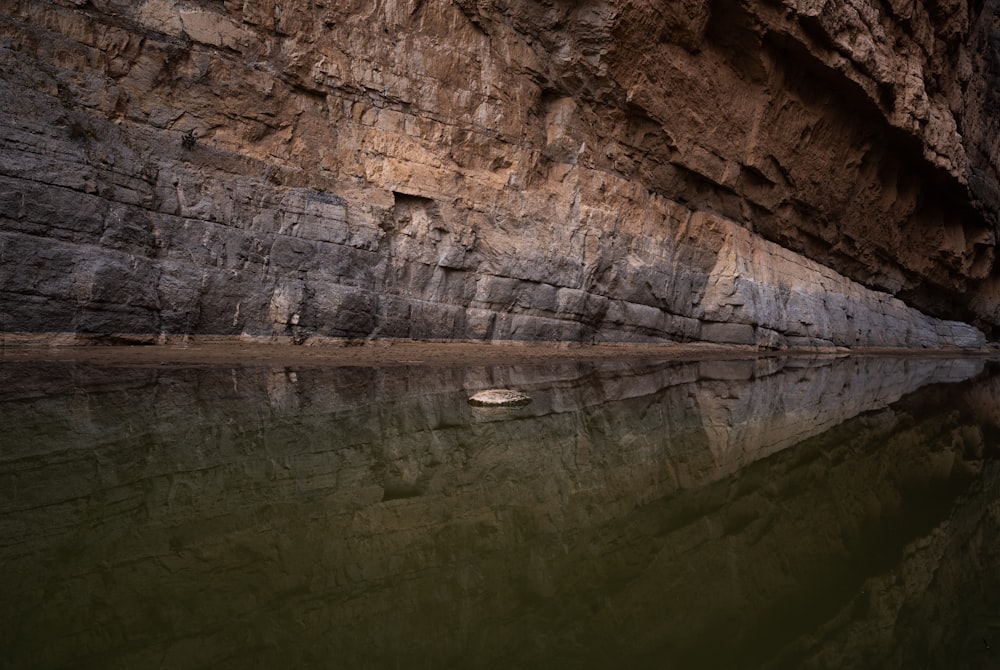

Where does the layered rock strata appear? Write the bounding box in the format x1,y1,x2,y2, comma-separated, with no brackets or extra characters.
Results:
1,0,999,346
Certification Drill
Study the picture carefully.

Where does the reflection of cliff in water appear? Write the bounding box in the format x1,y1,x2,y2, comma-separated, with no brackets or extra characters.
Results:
0,356,998,668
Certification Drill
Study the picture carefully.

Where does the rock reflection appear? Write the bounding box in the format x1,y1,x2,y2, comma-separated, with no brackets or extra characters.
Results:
0,356,997,668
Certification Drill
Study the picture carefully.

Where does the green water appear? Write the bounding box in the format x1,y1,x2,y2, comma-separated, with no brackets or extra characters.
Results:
2,356,1000,669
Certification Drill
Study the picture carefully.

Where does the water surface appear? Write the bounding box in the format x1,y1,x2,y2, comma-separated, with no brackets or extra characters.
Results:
3,356,1000,669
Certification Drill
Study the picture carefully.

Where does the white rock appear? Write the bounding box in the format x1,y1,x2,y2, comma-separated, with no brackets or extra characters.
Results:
468,389,532,407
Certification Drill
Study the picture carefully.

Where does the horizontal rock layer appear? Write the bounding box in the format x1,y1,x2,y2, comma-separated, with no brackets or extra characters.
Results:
1,0,999,346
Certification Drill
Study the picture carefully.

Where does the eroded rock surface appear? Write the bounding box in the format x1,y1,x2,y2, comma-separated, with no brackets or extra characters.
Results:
1,0,999,346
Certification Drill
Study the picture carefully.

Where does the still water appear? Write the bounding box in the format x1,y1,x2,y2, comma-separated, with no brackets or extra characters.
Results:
3,355,1000,669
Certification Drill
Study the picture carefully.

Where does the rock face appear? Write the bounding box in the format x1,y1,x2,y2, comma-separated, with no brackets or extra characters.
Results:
1,0,999,346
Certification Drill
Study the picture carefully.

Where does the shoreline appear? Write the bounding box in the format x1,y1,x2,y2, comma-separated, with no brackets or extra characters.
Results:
2,334,998,367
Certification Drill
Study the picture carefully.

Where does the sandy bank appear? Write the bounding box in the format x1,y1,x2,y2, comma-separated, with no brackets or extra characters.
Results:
1,334,997,367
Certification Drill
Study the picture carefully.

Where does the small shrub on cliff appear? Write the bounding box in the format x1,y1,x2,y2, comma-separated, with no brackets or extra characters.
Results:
66,118,96,142
181,129,198,149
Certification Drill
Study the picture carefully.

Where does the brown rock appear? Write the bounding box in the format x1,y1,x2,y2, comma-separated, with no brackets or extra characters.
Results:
0,0,997,347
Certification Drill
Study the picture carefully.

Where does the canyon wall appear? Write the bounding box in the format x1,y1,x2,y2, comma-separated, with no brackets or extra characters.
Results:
2,0,999,346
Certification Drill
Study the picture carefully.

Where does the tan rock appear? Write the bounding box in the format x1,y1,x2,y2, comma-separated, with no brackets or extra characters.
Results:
0,0,997,346
468,389,532,407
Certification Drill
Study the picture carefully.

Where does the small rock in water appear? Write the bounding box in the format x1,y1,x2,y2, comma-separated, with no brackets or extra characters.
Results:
468,389,532,407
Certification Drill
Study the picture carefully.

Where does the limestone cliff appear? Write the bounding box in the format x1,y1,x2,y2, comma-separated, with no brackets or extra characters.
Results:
2,0,999,346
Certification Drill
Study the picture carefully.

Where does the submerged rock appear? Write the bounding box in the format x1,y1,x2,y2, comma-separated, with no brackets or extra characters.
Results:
468,389,532,407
